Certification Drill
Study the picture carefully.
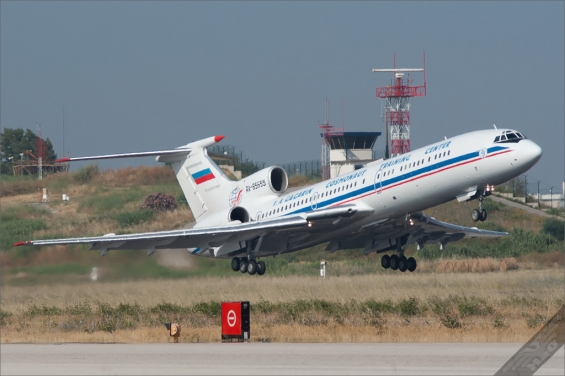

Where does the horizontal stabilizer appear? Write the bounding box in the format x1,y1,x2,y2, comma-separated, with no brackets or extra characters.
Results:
55,149,192,163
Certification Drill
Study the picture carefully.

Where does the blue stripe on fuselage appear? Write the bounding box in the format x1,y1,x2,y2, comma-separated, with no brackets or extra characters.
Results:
284,146,509,216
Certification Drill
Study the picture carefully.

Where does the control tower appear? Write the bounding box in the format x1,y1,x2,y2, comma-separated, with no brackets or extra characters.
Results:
372,53,426,159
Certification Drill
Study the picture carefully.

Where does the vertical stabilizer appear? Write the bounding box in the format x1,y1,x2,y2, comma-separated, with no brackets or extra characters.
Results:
157,136,232,222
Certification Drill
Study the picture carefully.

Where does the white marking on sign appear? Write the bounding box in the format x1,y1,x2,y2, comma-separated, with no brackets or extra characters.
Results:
227,310,237,327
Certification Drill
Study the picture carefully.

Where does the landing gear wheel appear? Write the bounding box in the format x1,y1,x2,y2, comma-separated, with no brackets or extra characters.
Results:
239,257,248,273
479,209,487,222
389,255,399,271
381,255,391,269
247,259,257,275
407,257,417,272
471,209,481,222
257,261,266,275
398,256,408,272
231,257,241,272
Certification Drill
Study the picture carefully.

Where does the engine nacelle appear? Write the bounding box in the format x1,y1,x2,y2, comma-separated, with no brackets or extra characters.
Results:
242,166,288,195
229,206,250,223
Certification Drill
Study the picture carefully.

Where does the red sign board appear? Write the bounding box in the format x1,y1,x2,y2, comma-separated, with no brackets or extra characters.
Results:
221,302,242,336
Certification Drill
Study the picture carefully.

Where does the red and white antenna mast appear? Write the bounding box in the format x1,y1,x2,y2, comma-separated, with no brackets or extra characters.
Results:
372,52,426,159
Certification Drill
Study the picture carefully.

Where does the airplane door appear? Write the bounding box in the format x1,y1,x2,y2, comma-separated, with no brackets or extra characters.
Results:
310,192,319,210
374,169,383,194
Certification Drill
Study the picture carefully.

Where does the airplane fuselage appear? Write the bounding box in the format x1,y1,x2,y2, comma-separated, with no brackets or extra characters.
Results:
200,128,541,258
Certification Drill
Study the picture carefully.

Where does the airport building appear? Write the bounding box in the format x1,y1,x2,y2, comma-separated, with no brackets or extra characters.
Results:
327,131,381,178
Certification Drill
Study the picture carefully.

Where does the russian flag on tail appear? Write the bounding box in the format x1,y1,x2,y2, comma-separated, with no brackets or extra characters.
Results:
192,168,215,185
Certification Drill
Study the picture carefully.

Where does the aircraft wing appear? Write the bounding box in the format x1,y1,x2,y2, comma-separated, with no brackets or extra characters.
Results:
326,212,508,253
12,204,372,255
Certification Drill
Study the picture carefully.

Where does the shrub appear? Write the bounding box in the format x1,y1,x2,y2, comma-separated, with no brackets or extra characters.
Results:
0,310,12,326
73,164,99,184
141,192,178,212
542,218,564,241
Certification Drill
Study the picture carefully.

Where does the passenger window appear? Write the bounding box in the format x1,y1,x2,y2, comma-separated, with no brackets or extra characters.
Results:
443,152,446,157
428,157,430,162
448,150,450,156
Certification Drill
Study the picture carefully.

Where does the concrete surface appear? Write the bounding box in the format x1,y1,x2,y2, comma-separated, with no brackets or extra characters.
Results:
1,343,563,375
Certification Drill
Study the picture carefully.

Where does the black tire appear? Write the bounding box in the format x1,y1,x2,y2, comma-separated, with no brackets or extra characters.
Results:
471,209,481,222
257,261,266,275
381,254,391,269
407,257,417,272
240,260,248,273
479,209,487,222
398,256,408,272
231,257,240,272
247,259,257,275
389,255,399,270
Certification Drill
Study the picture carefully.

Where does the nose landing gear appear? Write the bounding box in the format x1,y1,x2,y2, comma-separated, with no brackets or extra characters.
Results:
471,190,489,222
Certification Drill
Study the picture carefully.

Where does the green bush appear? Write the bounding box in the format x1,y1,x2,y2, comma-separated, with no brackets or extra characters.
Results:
396,298,421,316
72,164,99,184
542,218,564,241
0,310,12,326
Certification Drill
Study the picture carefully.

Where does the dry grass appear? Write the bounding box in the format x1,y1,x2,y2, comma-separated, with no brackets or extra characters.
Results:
500,258,518,272
1,321,540,344
436,258,499,273
2,269,562,310
1,270,562,344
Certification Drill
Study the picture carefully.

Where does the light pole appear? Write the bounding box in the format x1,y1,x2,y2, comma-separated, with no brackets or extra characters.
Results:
537,180,541,208
524,175,528,203
550,186,553,208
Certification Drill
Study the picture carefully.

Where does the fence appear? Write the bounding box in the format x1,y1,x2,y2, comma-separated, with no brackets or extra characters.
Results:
278,160,321,179
497,174,565,210
207,144,265,177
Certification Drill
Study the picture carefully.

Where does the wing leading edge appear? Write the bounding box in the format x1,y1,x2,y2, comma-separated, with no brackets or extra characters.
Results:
13,204,372,255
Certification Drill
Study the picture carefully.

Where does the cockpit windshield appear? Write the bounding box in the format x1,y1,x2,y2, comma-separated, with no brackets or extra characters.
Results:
494,130,527,143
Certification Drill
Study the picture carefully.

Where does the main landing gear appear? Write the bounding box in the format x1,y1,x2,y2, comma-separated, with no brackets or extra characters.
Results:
381,254,417,272
231,257,266,276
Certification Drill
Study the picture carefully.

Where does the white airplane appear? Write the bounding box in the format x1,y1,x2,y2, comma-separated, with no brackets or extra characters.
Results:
13,128,542,275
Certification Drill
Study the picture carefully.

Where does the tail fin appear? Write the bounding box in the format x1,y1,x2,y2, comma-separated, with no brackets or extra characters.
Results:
157,135,232,222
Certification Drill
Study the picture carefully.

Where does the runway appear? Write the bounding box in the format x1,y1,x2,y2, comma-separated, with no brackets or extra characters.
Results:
1,343,564,375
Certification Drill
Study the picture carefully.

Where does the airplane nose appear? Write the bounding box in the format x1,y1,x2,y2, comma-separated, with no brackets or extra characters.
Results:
522,139,542,167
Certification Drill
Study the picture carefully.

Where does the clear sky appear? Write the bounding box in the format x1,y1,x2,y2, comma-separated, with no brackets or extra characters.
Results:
1,2,563,192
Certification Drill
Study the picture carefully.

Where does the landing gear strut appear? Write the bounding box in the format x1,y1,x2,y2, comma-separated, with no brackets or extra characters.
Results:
471,191,488,222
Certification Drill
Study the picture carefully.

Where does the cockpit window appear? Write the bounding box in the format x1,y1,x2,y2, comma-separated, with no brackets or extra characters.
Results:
494,130,526,143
